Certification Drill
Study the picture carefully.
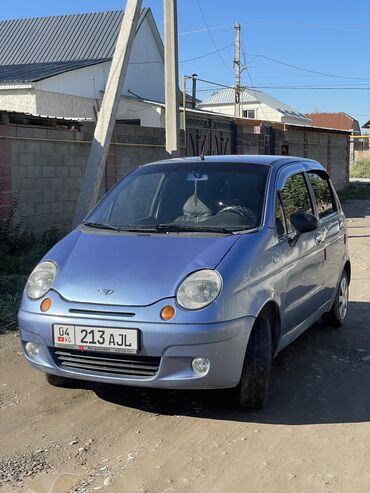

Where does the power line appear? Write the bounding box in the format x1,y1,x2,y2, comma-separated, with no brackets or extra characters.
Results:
195,0,233,75
194,77,233,89
249,54,370,81
250,86,370,90
127,44,234,65
180,44,234,63
239,33,271,122
180,22,370,36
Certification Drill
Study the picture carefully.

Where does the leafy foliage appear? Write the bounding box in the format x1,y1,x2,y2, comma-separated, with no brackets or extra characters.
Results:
0,187,61,332
351,158,370,179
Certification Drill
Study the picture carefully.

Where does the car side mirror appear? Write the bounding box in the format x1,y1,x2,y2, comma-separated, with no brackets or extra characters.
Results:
289,213,318,247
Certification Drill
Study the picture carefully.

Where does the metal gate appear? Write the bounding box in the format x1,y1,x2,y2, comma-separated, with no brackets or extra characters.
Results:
261,124,275,155
186,116,235,157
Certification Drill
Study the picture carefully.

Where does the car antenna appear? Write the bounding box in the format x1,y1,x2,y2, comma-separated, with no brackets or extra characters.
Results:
199,132,209,161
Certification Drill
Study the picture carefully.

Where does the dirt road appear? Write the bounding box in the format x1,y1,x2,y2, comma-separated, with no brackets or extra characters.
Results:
1,200,370,493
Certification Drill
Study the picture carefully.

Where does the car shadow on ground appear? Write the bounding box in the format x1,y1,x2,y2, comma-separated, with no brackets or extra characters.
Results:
74,300,370,426
342,199,370,220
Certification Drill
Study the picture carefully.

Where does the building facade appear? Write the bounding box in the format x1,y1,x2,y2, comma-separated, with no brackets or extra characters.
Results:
0,9,165,120
197,88,312,126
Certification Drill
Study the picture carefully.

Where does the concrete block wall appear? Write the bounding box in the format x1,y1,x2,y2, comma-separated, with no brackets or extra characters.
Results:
327,133,349,190
8,125,89,235
0,125,12,218
277,127,349,190
0,116,349,236
4,123,171,236
235,126,260,155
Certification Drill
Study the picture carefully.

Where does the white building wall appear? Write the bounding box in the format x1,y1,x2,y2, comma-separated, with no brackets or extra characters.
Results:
117,98,162,127
37,62,110,100
121,16,164,102
0,87,37,114
197,102,310,125
35,89,96,119
36,15,165,106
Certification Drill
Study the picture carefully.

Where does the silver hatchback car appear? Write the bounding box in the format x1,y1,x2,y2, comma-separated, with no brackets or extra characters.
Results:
19,156,350,408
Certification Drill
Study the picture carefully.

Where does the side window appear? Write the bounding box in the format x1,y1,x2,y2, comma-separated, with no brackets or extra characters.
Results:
275,195,286,236
280,173,313,233
308,172,335,219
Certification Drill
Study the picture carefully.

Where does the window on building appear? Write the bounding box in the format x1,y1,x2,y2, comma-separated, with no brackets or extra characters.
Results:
243,109,256,119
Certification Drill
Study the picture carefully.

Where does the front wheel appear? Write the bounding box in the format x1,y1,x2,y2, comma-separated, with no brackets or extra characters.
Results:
321,271,349,328
237,317,272,408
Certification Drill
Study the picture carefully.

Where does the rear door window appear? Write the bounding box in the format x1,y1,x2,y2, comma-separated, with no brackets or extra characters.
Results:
307,172,336,219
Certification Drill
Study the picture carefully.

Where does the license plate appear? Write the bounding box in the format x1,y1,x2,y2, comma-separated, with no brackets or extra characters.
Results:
53,324,139,354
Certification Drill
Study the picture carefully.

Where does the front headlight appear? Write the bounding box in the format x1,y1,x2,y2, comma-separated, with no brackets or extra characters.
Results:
176,269,222,310
26,261,58,300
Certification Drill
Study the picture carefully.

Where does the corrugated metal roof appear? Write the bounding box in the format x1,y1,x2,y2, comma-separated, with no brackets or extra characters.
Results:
0,59,109,82
0,10,143,65
198,88,311,122
0,109,92,121
198,88,255,105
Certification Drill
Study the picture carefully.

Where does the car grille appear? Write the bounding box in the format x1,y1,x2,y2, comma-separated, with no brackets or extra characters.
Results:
51,348,160,378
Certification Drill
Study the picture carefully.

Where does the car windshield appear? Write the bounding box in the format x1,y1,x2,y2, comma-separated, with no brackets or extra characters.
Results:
85,162,269,233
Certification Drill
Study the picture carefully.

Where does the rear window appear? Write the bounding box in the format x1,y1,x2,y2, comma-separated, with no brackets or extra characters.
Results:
308,172,336,218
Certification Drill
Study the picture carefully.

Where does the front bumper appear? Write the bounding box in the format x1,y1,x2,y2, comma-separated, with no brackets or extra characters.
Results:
18,308,254,389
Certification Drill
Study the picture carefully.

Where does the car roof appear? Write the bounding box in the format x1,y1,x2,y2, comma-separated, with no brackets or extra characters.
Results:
142,155,324,170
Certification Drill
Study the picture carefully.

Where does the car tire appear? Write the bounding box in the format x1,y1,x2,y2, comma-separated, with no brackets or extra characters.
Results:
45,373,73,387
321,270,349,328
237,317,272,408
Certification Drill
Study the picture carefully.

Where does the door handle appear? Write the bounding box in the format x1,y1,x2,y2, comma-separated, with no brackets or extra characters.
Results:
315,226,327,244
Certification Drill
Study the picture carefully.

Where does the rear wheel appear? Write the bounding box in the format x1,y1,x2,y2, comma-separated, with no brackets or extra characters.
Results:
321,271,349,328
45,373,73,387
237,317,272,408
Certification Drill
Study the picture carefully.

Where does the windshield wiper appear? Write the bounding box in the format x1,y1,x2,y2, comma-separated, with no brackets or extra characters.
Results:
83,222,121,231
83,222,243,234
84,222,160,233
155,224,237,234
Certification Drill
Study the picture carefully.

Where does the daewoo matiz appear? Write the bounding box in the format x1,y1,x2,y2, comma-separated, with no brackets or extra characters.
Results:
18,156,350,408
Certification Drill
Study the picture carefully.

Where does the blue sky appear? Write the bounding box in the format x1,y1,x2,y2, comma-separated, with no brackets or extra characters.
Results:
1,0,369,126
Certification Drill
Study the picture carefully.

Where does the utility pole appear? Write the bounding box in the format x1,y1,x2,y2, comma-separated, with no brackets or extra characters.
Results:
191,73,198,109
234,22,241,119
73,0,142,227
164,0,180,156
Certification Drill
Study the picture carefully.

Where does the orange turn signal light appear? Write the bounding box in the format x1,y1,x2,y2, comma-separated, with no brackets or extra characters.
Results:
160,305,175,321
40,298,52,312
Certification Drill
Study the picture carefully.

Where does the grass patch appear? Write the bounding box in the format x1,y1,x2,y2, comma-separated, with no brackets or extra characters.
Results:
350,158,370,179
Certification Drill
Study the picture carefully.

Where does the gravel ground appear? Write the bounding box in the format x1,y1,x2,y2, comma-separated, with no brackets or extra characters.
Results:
1,199,370,493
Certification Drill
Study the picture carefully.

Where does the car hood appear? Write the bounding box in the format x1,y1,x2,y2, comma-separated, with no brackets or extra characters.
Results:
48,229,240,306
